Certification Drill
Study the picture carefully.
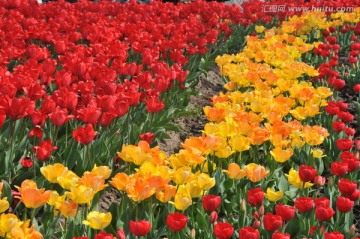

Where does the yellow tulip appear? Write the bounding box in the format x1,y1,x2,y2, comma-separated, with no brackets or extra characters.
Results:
185,180,203,198
264,188,283,202
223,163,246,180
197,173,215,190
170,185,192,211
0,198,9,213
47,191,65,207
91,165,112,179
40,163,68,183
270,147,293,163
173,166,192,185
83,211,112,230
65,185,95,205
57,171,80,190
0,213,21,236
255,25,265,33
229,135,251,152
311,148,326,158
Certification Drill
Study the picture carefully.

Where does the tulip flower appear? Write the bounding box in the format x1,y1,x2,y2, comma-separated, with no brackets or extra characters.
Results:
295,197,314,212
32,139,57,162
298,165,317,182
336,196,354,213
213,222,234,239
272,231,291,239
263,213,283,231
202,194,221,212
72,124,97,145
129,220,151,237
247,188,264,207
275,203,295,221
166,212,188,232
239,226,260,239
315,206,335,222
83,211,112,230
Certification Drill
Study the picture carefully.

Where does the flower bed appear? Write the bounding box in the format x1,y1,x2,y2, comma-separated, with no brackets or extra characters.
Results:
0,0,359,238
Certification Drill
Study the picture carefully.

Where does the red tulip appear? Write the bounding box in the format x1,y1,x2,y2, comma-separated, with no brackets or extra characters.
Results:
202,194,221,212
272,231,291,239
166,212,188,232
247,188,264,207
315,206,335,222
336,138,353,151
116,229,126,239
139,132,155,145
49,107,73,127
73,124,97,145
348,189,360,201
209,211,218,223
336,196,354,213
340,154,359,172
324,232,344,239
145,96,164,113
332,121,346,132
337,111,354,123
299,165,317,182
94,232,114,239
129,220,151,237
263,213,283,231
295,197,314,212
353,84,360,92
344,127,356,136
21,157,33,168
76,106,102,124
32,139,57,162
275,204,295,221
28,126,43,139
213,222,234,239
314,197,330,208
331,161,349,177
239,226,260,239
338,178,357,196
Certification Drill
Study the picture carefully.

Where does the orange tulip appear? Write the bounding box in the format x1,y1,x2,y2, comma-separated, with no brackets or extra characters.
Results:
223,163,246,180
16,180,51,209
245,163,269,183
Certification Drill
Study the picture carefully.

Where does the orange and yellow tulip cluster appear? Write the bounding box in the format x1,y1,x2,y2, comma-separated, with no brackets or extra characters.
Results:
0,182,43,239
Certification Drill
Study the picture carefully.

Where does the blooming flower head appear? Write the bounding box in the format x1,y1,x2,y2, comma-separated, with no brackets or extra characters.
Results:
245,163,269,182
82,211,112,230
166,212,188,232
264,188,283,202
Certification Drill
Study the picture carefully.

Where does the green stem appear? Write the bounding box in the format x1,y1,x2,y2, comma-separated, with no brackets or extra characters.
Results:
8,120,16,182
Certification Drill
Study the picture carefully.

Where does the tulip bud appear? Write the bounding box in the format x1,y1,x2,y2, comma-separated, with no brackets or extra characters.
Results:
240,199,247,212
314,176,326,186
209,211,218,223
258,205,264,216
253,212,259,219
252,220,260,229
355,138,360,151
349,224,356,236
116,229,126,239
190,228,196,239
327,176,334,186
